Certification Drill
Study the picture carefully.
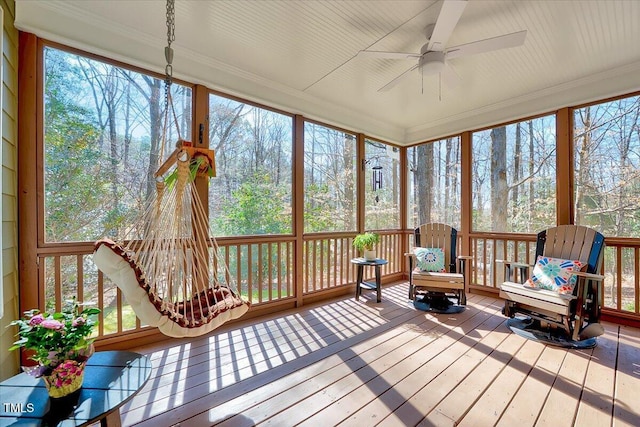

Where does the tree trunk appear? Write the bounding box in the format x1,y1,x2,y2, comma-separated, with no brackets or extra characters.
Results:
416,143,433,224
513,123,521,215
575,107,591,225
528,120,534,222
123,82,132,169
451,140,459,225
342,134,355,230
490,127,508,231
107,101,119,235
146,80,162,201
442,138,454,222
181,86,191,141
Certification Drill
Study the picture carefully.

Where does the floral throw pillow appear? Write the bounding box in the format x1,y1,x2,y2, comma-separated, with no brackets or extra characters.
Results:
524,256,584,294
413,247,446,272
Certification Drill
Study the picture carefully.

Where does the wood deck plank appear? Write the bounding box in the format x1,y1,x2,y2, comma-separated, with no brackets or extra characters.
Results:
420,329,527,426
611,325,640,427
125,287,433,425
340,299,505,427
333,298,502,427
177,295,493,427
255,317,447,426
376,307,509,427
291,297,499,426
573,323,619,427
129,300,391,407
114,282,640,427
496,345,568,427
535,343,594,426
457,338,546,427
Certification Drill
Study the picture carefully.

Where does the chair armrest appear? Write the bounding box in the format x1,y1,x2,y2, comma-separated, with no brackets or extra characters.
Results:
572,271,605,323
456,255,472,277
496,259,532,283
572,271,605,281
404,252,415,258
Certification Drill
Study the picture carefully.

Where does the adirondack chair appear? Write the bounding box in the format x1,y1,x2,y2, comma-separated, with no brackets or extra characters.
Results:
406,223,470,313
498,225,606,348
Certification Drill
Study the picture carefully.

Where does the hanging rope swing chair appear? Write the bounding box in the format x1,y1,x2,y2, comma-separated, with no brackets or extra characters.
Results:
93,0,249,338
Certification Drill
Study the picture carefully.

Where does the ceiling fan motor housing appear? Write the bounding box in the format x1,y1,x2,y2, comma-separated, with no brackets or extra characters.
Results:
419,50,445,74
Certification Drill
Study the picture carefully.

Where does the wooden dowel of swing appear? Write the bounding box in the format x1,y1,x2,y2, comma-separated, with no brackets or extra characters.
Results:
155,148,179,178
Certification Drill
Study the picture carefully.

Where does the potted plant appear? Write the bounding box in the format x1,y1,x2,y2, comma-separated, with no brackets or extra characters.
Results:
353,232,380,261
9,298,100,398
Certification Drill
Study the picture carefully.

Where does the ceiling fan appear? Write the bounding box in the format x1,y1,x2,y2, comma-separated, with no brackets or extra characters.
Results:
358,0,527,92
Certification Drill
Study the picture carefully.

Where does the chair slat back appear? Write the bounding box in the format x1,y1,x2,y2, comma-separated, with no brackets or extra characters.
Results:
537,225,605,274
415,223,457,272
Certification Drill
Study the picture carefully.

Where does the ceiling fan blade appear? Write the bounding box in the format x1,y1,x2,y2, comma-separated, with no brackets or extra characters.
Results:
445,30,527,60
358,50,421,60
378,64,419,92
427,0,468,52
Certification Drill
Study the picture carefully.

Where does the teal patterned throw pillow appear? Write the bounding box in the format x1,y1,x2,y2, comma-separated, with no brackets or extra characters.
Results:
524,256,584,294
413,247,446,272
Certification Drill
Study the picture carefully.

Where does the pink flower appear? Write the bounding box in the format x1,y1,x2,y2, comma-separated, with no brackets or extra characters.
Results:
41,319,64,330
72,317,85,327
29,314,44,326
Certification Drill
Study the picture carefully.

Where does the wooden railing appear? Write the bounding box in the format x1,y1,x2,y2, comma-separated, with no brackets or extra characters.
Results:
37,231,406,340
302,231,404,294
468,233,640,317
39,230,638,342
217,238,296,304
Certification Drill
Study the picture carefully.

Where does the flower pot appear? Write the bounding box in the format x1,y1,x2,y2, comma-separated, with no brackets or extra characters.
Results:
363,249,376,261
42,360,87,398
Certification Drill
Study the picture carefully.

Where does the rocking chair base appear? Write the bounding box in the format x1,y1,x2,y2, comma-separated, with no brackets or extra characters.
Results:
413,294,465,314
506,317,597,349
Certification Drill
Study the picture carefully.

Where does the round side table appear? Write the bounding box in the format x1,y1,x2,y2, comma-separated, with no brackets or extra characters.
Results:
351,257,388,303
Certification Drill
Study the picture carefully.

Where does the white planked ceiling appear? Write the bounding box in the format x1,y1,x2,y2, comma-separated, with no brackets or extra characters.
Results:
15,0,640,145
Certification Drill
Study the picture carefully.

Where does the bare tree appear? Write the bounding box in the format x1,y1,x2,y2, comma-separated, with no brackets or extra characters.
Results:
415,142,434,224
512,122,521,214
490,126,508,230
528,120,534,219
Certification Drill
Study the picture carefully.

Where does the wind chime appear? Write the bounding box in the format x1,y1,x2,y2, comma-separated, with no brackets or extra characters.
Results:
364,156,384,203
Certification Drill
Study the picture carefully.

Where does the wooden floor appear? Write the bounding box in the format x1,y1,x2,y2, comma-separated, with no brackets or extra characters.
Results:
122,282,640,427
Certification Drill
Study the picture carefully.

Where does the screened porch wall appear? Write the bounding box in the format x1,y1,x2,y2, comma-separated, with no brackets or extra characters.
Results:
18,34,640,350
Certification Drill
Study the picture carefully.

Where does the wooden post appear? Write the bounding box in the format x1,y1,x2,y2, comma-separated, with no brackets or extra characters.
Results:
460,131,473,284
399,146,409,278
356,133,366,233
556,107,573,225
294,115,305,307
192,85,211,293
18,32,40,311
18,32,40,365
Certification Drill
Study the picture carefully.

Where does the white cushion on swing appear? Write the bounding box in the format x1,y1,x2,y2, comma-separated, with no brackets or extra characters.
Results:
93,239,250,338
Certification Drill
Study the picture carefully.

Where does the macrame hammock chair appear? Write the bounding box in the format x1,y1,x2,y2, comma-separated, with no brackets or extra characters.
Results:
93,0,249,338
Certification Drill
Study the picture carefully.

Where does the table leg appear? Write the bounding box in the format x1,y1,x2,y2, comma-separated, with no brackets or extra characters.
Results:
356,265,363,300
375,265,381,303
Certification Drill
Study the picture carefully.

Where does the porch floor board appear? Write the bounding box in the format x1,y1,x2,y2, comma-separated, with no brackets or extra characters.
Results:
122,282,640,427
